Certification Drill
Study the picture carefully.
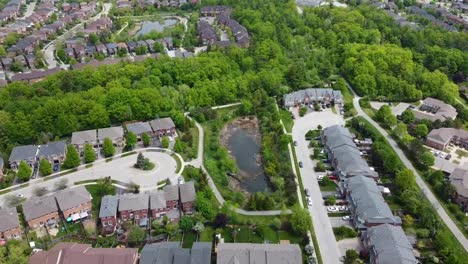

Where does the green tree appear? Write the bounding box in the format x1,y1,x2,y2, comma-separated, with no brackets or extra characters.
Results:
0,45,6,57
396,169,417,192
400,110,415,124
195,193,216,220
375,105,397,128
420,151,435,168
127,225,145,245
142,133,151,147
174,138,184,153
9,61,24,72
63,145,80,169
193,222,205,234
343,249,359,264
125,131,137,150
88,33,99,45
161,136,169,148
39,159,52,176
290,207,312,235
103,138,116,158
179,216,194,231
166,222,179,237
84,143,96,164
325,196,336,205
299,107,307,116
17,161,32,182
414,123,429,138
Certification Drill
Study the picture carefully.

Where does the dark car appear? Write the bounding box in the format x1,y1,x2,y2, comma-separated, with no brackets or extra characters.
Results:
445,154,452,160
53,163,59,172
294,141,298,146
299,161,303,168
304,188,311,196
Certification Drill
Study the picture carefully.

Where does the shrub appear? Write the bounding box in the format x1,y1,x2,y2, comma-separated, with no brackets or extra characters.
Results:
333,226,357,240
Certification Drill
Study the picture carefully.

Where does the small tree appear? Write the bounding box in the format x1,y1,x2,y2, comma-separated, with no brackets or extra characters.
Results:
126,132,137,150
166,222,179,237
17,161,32,182
134,153,155,170
325,196,336,206
193,222,205,234
213,213,228,228
414,123,429,138
39,159,52,176
84,143,96,163
142,133,151,147
103,138,116,158
343,249,359,264
299,107,307,116
179,216,194,231
290,207,312,235
313,103,320,111
174,138,184,153
161,136,170,148
127,225,145,245
63,145,80,169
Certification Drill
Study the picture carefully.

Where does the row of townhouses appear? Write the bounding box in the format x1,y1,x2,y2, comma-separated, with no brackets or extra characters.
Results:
321,125,418,264
99,182,195,234
283,88,344,108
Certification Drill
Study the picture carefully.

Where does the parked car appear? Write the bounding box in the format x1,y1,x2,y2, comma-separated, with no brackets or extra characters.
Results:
307,198,312,206
445,154,452,160
178,177,184,184
53,164,59,172
299,161,303,168
317,175,324,181
294,141,298,146
17,194,24,198
328,175,339,180
439,153,445,159
304,188,311,197
327,206,339,212
342,215,351,221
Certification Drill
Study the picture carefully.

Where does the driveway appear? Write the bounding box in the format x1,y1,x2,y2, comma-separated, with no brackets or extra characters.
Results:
370,101,410,116
0,151,179,207
337,238,362,257
348,82,468,251
329,217,353,228
292,109,344,264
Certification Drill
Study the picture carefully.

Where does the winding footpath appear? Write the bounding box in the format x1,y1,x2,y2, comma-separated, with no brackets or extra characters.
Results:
348,83,468,252
185,108,291,216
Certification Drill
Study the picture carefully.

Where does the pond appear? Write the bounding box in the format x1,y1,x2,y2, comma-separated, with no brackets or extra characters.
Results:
136,19,178,36
223,117,269,193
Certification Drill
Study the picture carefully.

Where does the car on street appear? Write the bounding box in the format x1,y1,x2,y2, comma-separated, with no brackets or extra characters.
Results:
294,141,298,146
178,177,184,184
307,198,313,206
299,161,303,168
342,215,351,221
304,188,311,196
17,194,24,198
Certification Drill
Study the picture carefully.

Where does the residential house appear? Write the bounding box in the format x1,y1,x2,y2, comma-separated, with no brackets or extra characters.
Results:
55,186,92,222
411,97,458,122
11,67,61,83
216,243,302,264
125,121,153,140
136,40,148,52
140,242,212,264
95,43,107,56
37,141,67,165
118,193,149,226
71,129,97,152
74,45,86,58
363,224,417,264
345,176,401,230
150,191,168,219
149,117,177,138
85,46,96,57
106,43,118,55
117,42,128,53
0,207,22,240
198,20,217,45
425,128,468,150
29,242,139,264
99,195,119,234
1,57,12,70
126,41,137,53
200,6,231,17
23,195,59,229
450,168,468,211
9,144,38,170
283,88,343,107
180,181,196,214
97,126,125,147
164,185,179,210
24,54,36,69
145,39,156,52
65,47,75,58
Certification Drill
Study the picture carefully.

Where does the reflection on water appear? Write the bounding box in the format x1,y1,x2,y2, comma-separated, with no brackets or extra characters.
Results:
136,19,178,36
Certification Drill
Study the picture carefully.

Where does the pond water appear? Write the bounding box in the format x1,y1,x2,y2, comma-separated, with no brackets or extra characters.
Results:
226,120,269,193
136,19,178,36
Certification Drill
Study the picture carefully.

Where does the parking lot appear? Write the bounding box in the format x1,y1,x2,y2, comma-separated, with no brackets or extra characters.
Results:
292,108,345,264
427,145,468,173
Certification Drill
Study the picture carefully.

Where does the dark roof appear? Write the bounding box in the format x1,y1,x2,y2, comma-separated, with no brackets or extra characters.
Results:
38,141,67,159
180,181,196,203
99,195,119,218
140,242,212,264
23,195,58,221
118,193,149,212
164,185,179,201
149,117,176,131
55,186,92,211
9,145,38,163
11,67,61,82
0,207,20,232
126,121,153,135
217,243,302,264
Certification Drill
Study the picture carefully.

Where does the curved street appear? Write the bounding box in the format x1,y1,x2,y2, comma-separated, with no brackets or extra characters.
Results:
348,83,468,251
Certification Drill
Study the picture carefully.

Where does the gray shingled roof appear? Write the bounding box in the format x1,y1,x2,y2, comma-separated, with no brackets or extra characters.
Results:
126,122,153,135
150,192,166,210
140,242,181,264
22,195,58,221
55,185,92,211
427,128,468,146
97,126,124,141
71,129,97,145
450,168,468,198
118,193,149,212
0,207,20,232
411,97,458,122
164,185,179,201
9,145,38,162
99,195,118,218
191,242,212,264
38,141,67,158
180,182,196,203
367,224,418,264
283,88,343,107
149,117,176,131
217,243,302,264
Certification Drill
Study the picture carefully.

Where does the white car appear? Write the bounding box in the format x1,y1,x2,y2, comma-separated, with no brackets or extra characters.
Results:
327,206,339,212
17,194,24,198
307,197,312,206
338,206,348,211
317,176,324,181
439,153,445,159
342,215,351,221
168,136,174,142
177,177,184,184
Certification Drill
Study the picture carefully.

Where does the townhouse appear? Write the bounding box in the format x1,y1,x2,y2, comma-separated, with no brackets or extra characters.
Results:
198,20,217,45
55,186,92,222
362,224,418,264
140,242,212,264
0,207,22,240
283,88,343,108
98,126,125,147
216,243,302,264
99,195,119,234
425,128,468,150
71,129,98,152
11,67,61,83
125,121,153,140
149,117,177,138
37,141,67,165
23,195,59,229
118,193,149,226
180,181,196,214
411,97,457,122
9,144,38,170
449,168,468,211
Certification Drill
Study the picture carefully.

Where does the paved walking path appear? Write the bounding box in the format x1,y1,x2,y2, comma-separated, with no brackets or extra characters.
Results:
348,83,468,252
185,108,291,216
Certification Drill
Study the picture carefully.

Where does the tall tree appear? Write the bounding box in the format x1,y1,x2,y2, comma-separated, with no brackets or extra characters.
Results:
125,131,137,150
39,159,52,176
142,133,151,147
17,161,32,182
63,145,80,169
103,138,116,158
84,143,96,164
290,207,311,235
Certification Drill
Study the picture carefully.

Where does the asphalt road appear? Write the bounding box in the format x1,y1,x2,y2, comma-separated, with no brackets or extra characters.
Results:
348,83,468,252
292,108,344,264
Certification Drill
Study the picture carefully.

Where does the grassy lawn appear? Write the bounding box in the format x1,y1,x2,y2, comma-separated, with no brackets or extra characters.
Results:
199,226,214,242
319,183,337,192
169,232,182,242
182,231,197,248
455,149,468,158
279,109,294,133
171,154,182,174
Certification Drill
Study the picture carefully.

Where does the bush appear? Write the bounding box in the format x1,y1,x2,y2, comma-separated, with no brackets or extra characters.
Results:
84,144,96,164
134,153,155,170
39,159,52,176
17,161,32,182
325,196,336,205
333,226,357,240
299,107,307,117
314,161,326,172
103,138,116,158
